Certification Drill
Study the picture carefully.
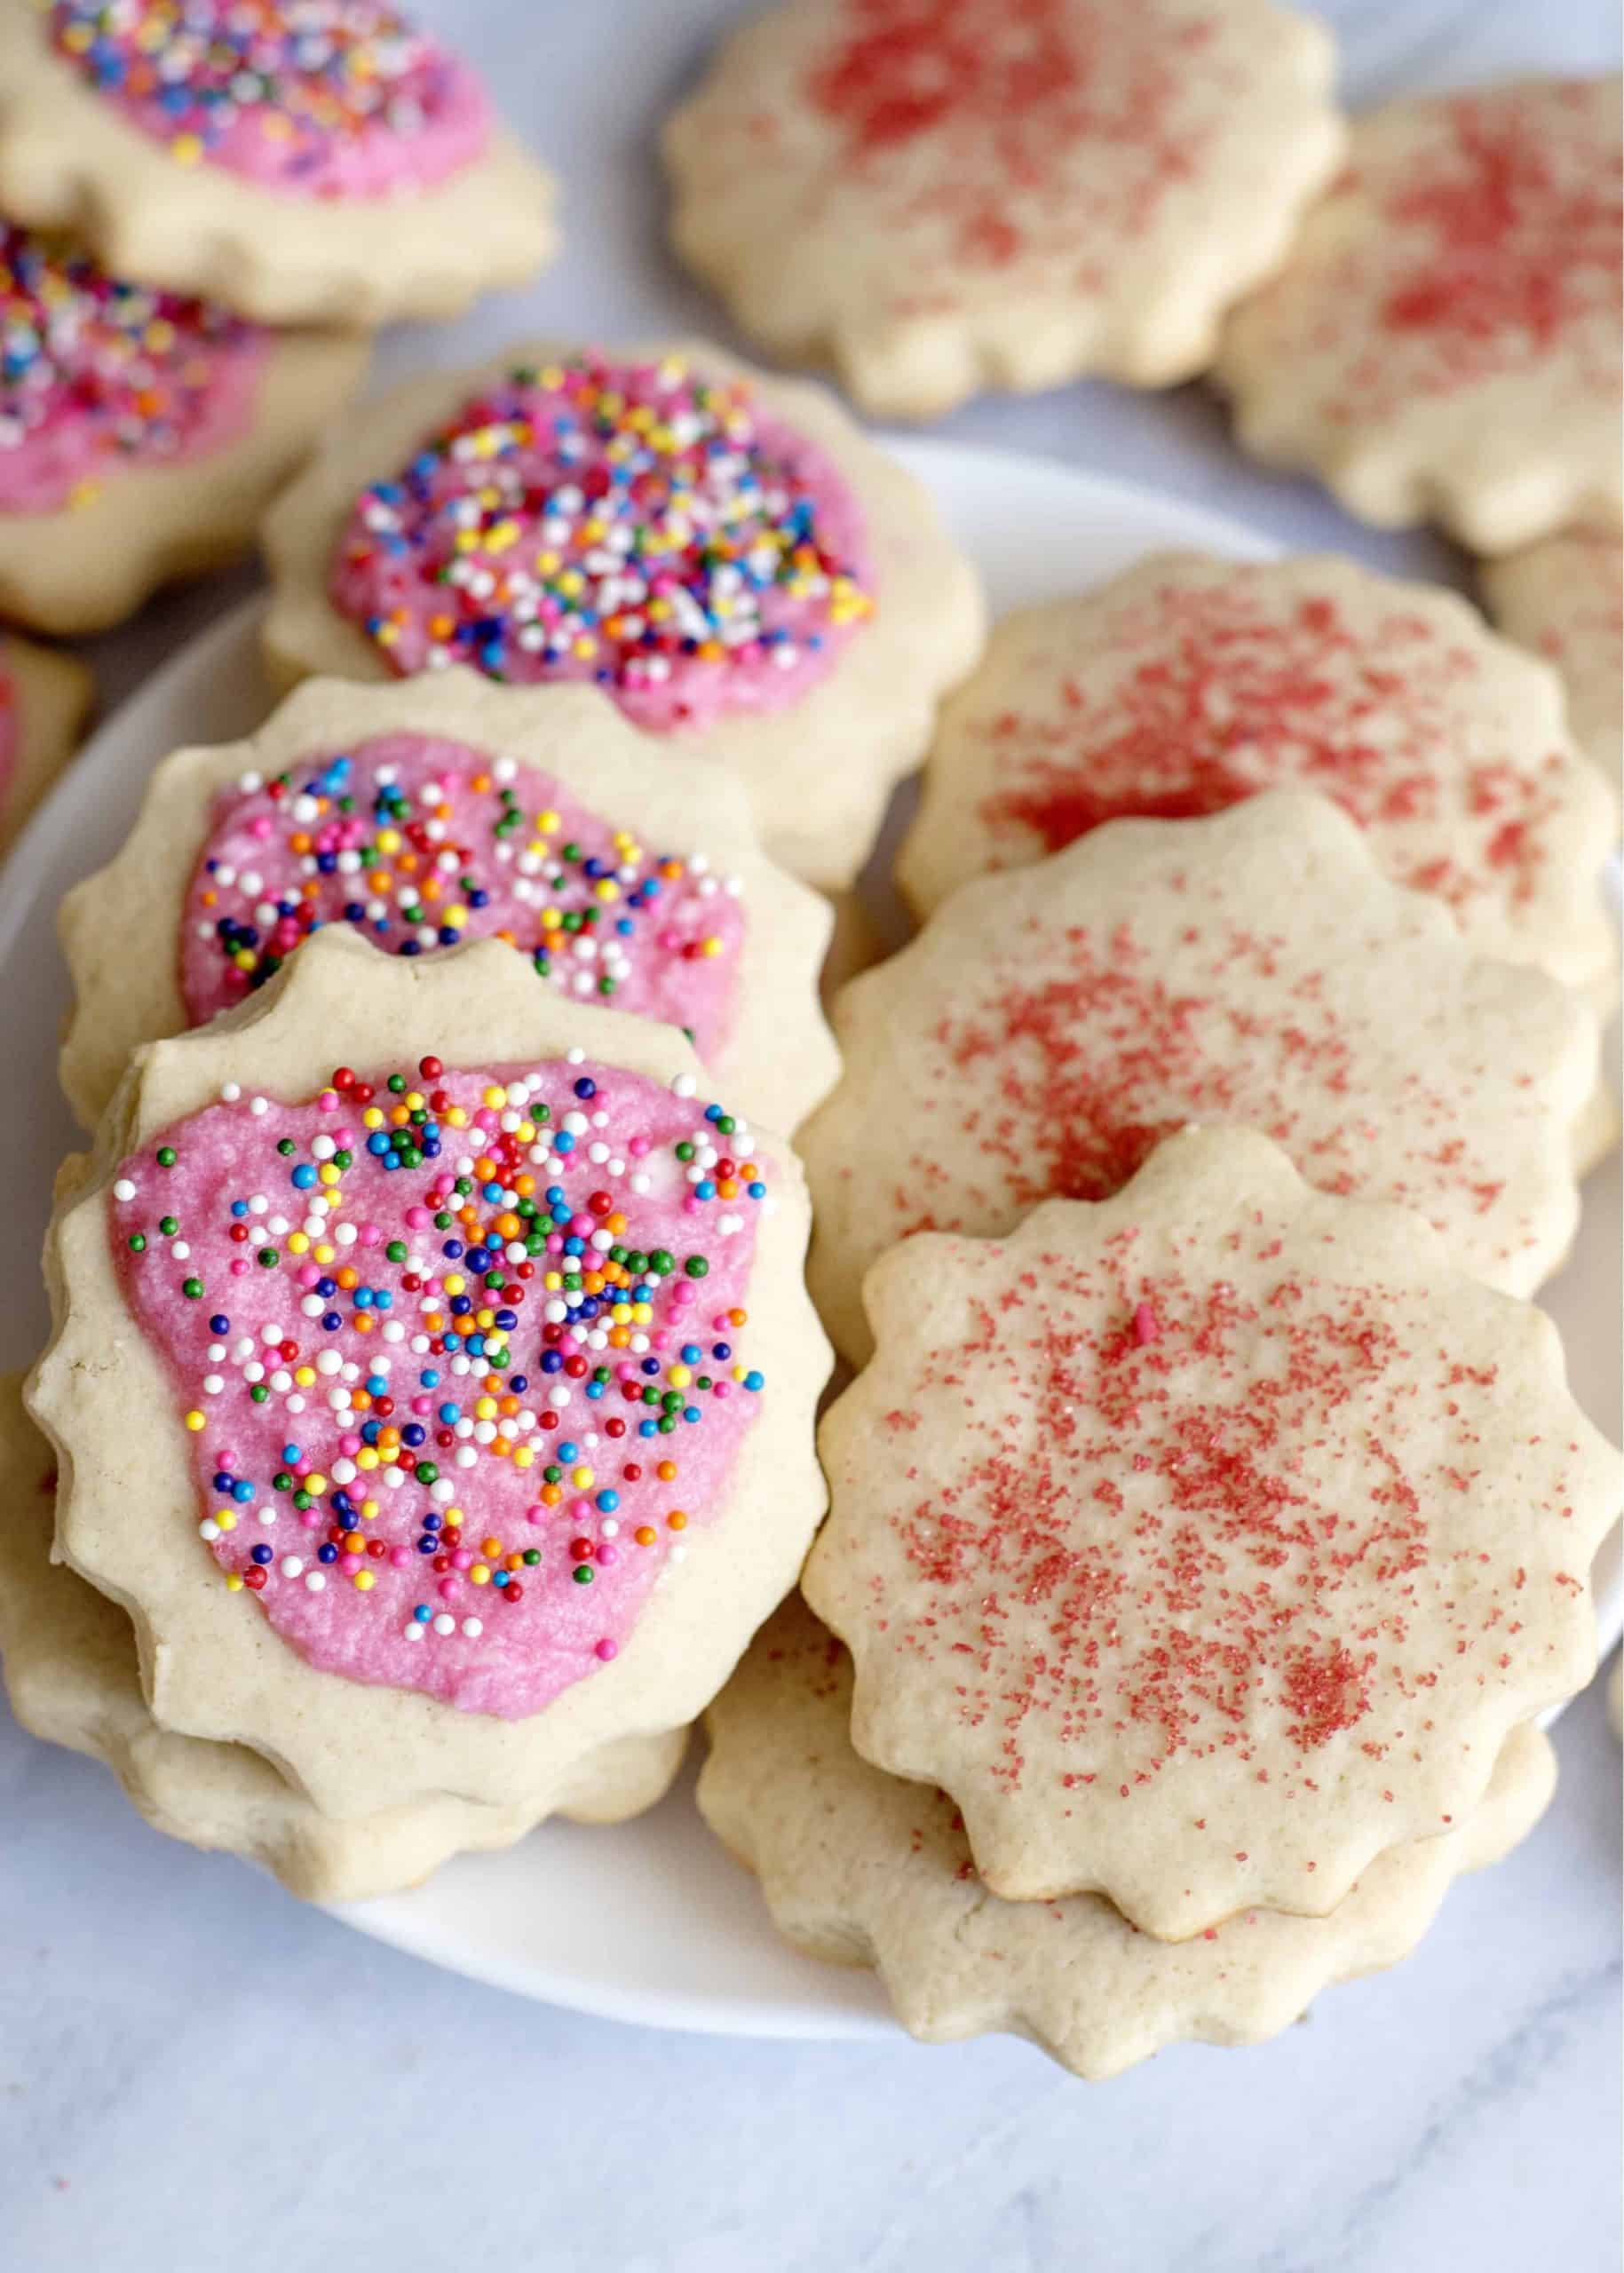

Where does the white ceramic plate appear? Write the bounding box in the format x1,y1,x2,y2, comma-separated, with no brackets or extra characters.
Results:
2,440,1616,2040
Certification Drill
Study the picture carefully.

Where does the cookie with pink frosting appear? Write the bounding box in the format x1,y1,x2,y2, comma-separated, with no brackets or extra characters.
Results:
259,340,986,891
0,1372,687,1900
0,222,366,634
0,631,93,858
58,671,839,1136
663,0,1344,419
1215,78,1622,552
0,2,556,327
30,926,828,1825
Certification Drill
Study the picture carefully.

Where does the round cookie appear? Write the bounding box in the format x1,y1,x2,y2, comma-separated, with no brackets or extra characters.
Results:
805,791,1603,1365
0,1374,686,1899
259,339,986,892
0,631,93,859
1215,78,1622,552
663,0,1343,419
58,672,839,1138
0,221,366,635
804,1125,1621,1936
701,1599,1557,2079
0,1,556,328
1481,531,1622,788
897,552,1619,1005
30,927,829,1823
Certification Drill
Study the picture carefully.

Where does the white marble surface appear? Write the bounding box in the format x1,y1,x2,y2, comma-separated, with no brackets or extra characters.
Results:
2,4,1620,2268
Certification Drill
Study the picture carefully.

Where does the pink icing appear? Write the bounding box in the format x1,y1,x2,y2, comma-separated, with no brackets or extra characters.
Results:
0,225,266,515
329,353,875,733
178,733,746,1058
48,2,490,198
111,1057,773,1719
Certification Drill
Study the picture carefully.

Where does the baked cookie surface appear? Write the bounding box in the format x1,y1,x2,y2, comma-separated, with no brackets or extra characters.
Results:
1216,78,1622,551
0,631,92,859
0,0,556,326
1482,531,1622,788
58,673,838,1138
31,930,829,1822
804,1126,1620,1935
805,792,1602,1364
261,341,985,891
664,0,1344,417
701,1599,1557,2078
0,221,365,634
898,552,1619,1002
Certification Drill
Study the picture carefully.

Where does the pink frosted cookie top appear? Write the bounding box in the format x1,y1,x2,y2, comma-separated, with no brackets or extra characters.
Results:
110,1056,774,1718
971,573,1574,923
1259,79,1621,423
48,1,489,198
0,224,265,515
179,733,746,1058
329,353,875,731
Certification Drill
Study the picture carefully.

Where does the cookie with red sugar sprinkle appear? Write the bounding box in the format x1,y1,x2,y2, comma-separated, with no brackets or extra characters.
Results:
700,1598,1557,2076
804,791,1605,1364
0,631,91,862
260,339,983,891
29,926,828,1824
898,552,1619,1008
1482,530,1623,788
663,0,1343,419
1216,78,1622,552
58,671,838,1136
804,1124,1621,1936
0,0,556,327
0,220,365,634
0,1374,686,1899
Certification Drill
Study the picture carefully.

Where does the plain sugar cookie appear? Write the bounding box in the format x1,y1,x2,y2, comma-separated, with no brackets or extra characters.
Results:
0,631,92,859
0,222,366,635
804,792,1603,1364
0,1,556,328
700,1599,1556,2079
57,672,838,1138
1482,531,1622,788
1215,78,1622,552
260,340,985,891
664,0,1344,418
897,552,1619,1004
30,929,829,1824
804,1126,1620,1935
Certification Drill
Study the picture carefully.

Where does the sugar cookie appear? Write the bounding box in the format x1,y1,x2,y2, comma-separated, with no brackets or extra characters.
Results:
664,0,1343,418
31,928,829,1823
261,342,983,891
0,1374,685,1898
0,222,366,634
701,1599,1556,2077
0,630,92,858
0,1,556,327
898,553,1619,1003
58,672,838,1138
805,792,1603,1364
1482,531,1622,787
1215,79,1622,552
804,1126,1620,1934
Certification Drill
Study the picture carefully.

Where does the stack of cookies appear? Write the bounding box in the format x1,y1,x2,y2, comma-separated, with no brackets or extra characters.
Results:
0,0,558,841
0,0,1616,2085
